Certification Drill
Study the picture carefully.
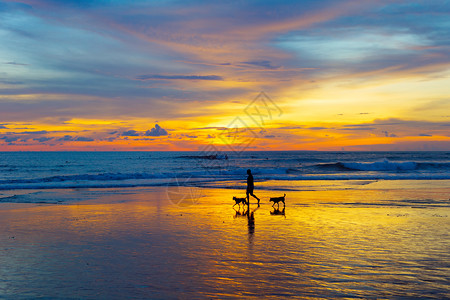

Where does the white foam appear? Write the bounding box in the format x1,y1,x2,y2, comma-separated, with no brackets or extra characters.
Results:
342,159,417,171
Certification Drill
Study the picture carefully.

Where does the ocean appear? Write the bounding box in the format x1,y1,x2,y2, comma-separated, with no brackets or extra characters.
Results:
0,151,449,198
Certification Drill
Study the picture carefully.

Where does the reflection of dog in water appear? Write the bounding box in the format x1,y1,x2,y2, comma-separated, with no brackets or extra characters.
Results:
233,196,248,207
270,207,285,218
233,206,247,218
269,194,286,207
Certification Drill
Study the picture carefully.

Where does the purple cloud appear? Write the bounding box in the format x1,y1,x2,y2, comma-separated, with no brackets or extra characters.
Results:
136,74,224,81
145,124,168,137
1,136,20,142
75,137,95,142
122,130,140,136
34,137,54,142
58,135,74,141
21,130,48,134
240,60,279,70
4,62,29,66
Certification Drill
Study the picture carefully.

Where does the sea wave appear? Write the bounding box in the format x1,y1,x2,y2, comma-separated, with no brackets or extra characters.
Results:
315,159,449,172
0,155,449,192
0,169,449,191
341,159,417,171
0,172,164,184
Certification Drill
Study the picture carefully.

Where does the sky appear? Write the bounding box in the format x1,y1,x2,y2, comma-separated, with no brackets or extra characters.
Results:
0,0,449,151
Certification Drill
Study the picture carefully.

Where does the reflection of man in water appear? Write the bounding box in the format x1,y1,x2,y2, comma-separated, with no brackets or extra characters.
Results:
246,169,260,205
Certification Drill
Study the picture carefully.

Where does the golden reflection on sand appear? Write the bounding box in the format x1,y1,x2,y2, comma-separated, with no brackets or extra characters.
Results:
0,184,449,298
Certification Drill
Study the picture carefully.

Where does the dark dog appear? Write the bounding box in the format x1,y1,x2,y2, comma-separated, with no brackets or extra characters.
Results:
233,196,247,207
269,194,286,207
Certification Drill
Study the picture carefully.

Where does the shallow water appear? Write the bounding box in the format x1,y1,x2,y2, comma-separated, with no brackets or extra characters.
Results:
0,184,449,299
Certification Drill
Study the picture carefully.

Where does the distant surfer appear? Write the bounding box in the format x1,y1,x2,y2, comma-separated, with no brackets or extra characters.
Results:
246,169,260,205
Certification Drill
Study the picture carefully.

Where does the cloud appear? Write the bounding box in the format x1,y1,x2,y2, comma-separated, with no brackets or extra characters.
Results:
135,74,224,81
20,130,48,134
145,124,168,137
4,62,28,66
277,126,303,130
34,137,54,142
1,136,20,143
0,125,7,129
340,125,376,131
382,130,397,137
122,130,140,136
56,135,94,142
75,137,95,142
0,80,24,85
373,118,450,128
58,135,74,141
240,60,279,70
308,127,328,130
192,127,227,130
419,133,432,137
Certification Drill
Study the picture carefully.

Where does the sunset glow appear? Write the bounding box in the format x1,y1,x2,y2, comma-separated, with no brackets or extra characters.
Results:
1,1,449,151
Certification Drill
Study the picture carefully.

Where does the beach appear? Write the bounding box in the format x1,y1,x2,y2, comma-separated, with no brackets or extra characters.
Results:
1,180,449,299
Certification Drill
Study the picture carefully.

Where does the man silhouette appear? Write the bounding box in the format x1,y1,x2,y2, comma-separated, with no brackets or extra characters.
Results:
246,169,260,205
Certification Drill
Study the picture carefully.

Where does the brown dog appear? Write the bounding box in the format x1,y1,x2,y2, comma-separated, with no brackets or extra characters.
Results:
269,194,286,207
233,196,247,207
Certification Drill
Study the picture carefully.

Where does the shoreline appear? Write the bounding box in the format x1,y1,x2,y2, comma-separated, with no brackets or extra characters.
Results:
0,179,449,206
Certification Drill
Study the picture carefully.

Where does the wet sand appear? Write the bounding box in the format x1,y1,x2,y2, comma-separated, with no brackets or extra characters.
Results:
1,182,449,299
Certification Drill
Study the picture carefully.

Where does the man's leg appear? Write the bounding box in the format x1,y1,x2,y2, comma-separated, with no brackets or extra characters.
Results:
251,192,260,205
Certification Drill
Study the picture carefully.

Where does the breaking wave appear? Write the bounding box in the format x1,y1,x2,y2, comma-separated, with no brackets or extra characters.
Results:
0,153,448,192
340,159,417,171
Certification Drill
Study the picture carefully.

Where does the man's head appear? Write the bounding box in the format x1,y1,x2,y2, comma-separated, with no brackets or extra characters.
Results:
247,169,251,175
